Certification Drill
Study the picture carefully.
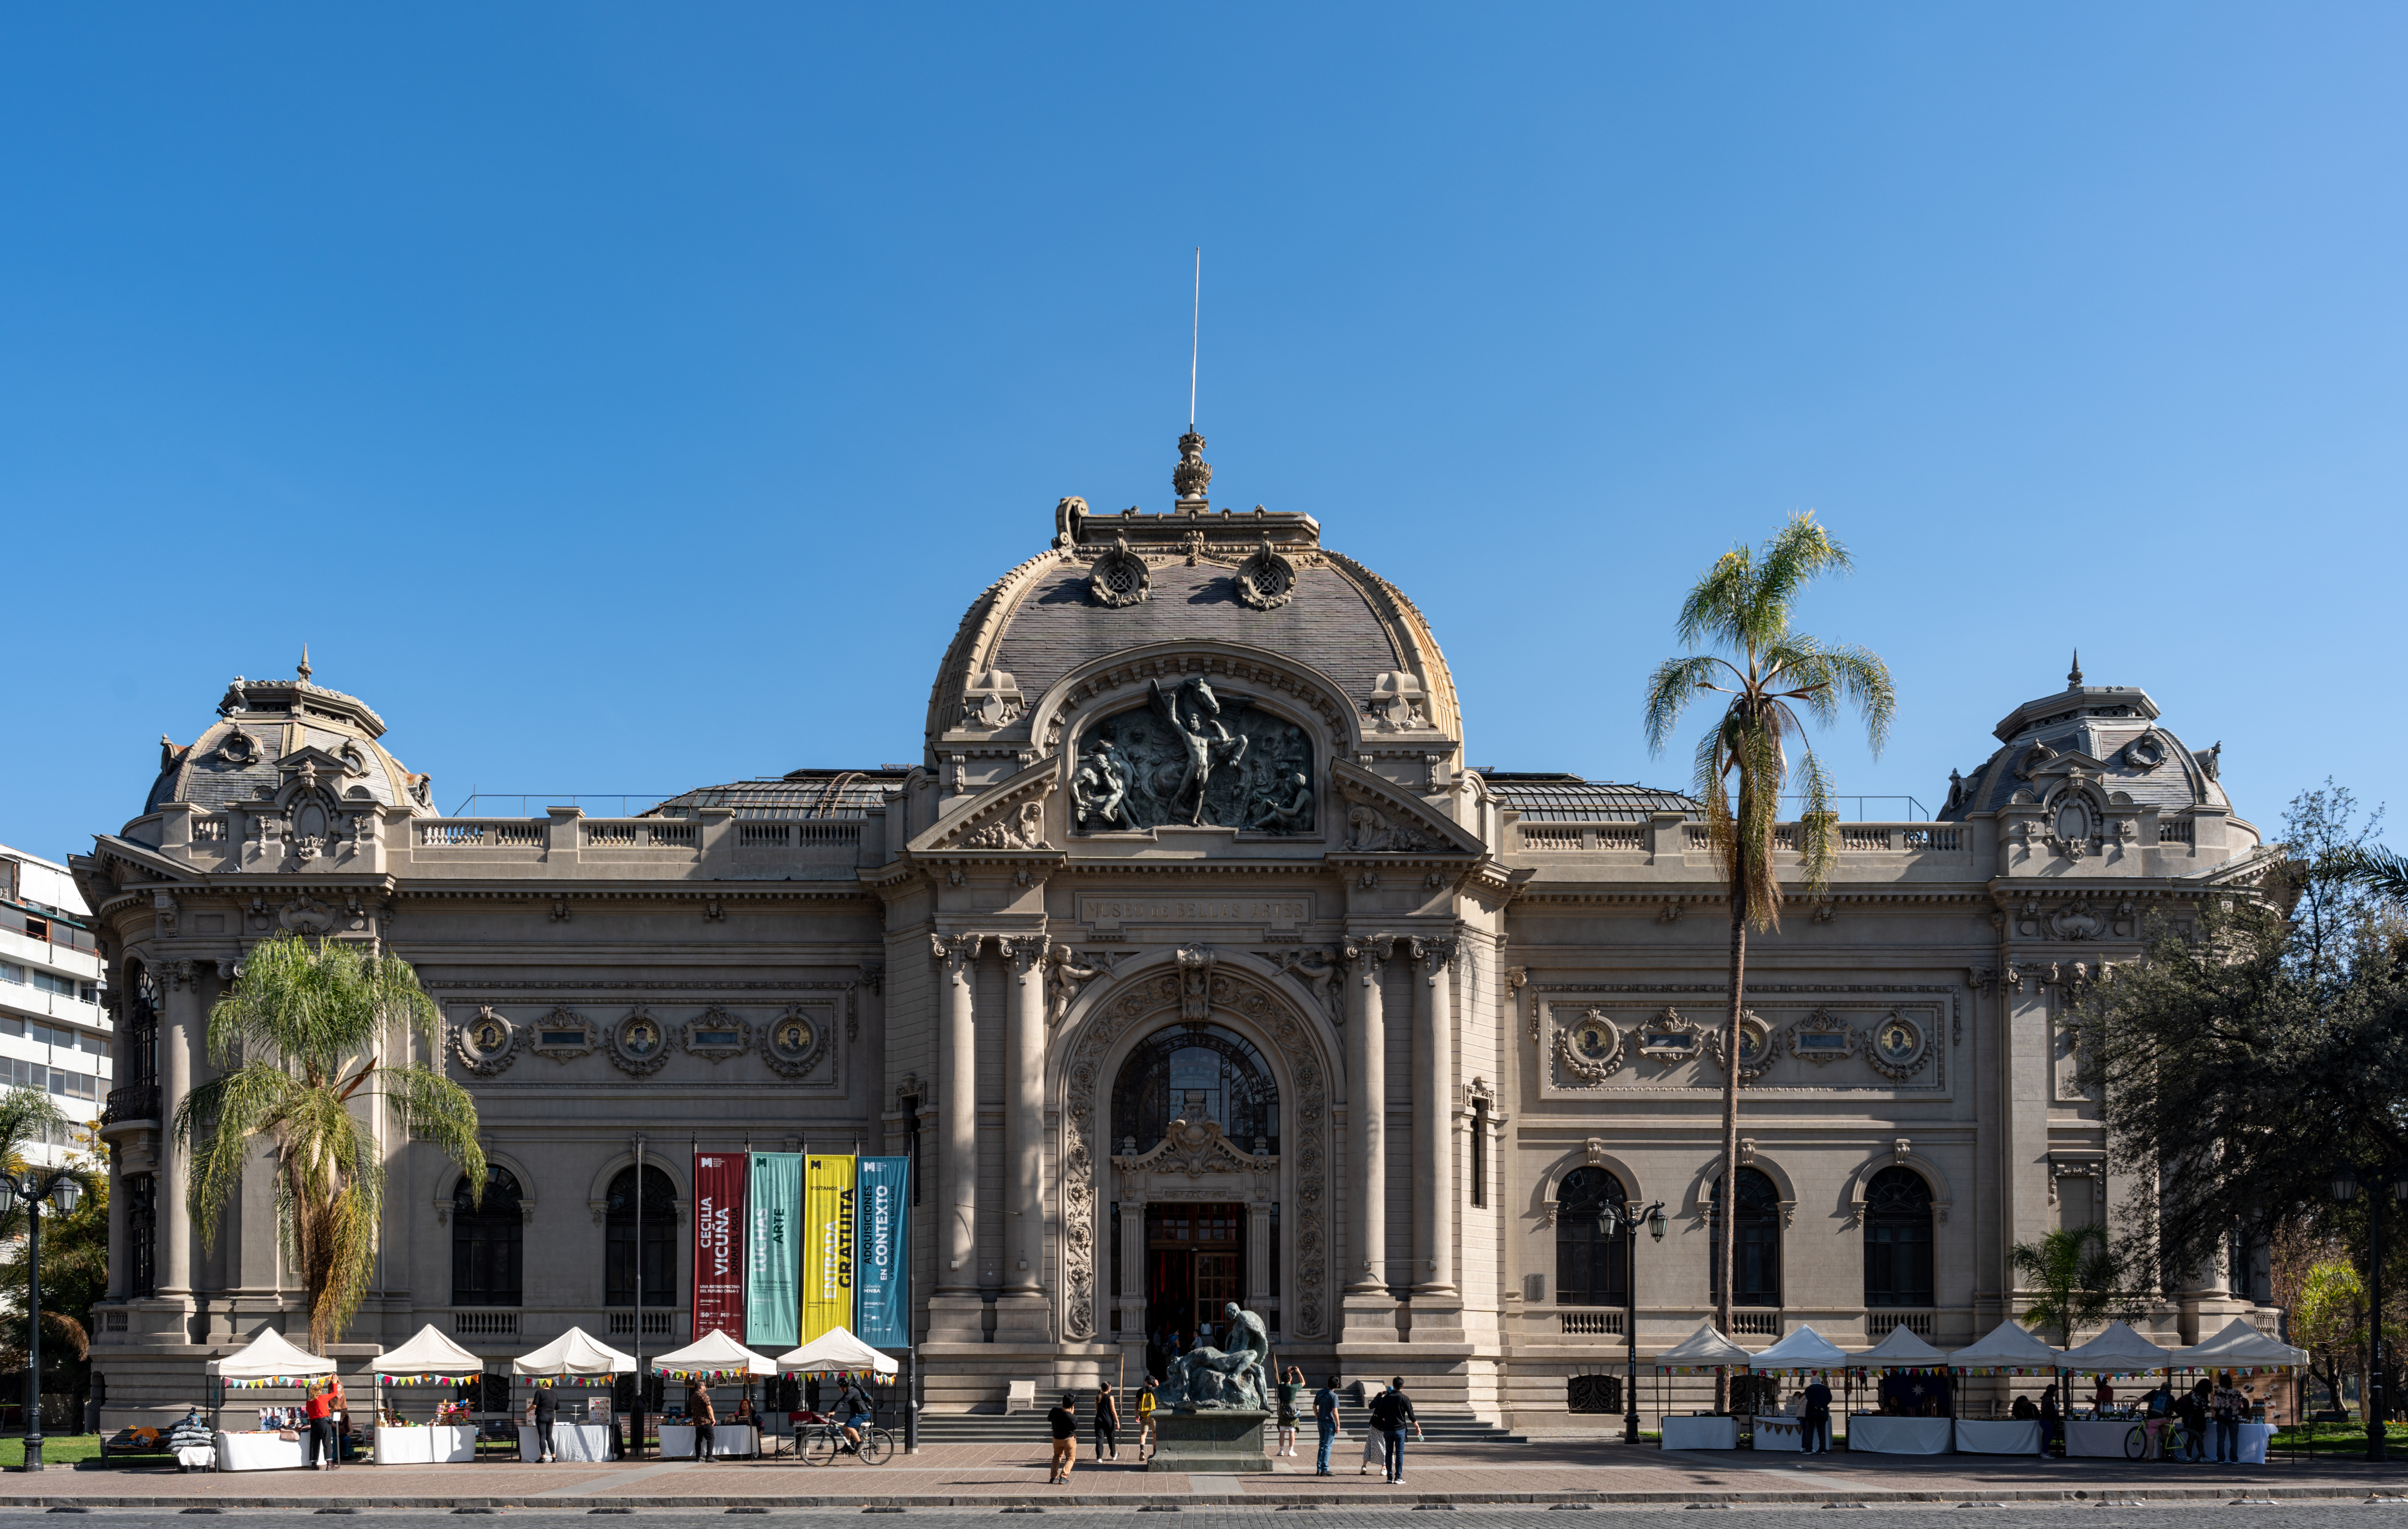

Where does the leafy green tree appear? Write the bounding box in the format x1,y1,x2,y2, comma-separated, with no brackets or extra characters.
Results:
2010,1224,2145,1347
175,933,485,1352
2078,786,2408,1285
2291,1256,2374,1420
0,1144,107,1431
1644,513,1894,1340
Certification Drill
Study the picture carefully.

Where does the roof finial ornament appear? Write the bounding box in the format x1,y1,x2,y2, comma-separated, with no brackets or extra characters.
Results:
298,643,313,684
1173,429,1212,505
2067,649,2082,689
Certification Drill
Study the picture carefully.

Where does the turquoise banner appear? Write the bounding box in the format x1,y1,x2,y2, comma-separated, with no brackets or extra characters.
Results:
853,1156,910,1348
746,1152,801,1349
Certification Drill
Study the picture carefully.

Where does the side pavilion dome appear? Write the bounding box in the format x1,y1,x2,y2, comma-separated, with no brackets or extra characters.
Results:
141,652,430,825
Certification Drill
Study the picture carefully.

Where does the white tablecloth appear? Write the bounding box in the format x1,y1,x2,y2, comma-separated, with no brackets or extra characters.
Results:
520,1422,612,1462
1752,1416,1821,1450
212,1430,308,1472
373,1425,477,1465
1846,1415,1951,1454
658,1423,757,1458
2066,1418,2145,1458
1954,1418,2043,1454
1659,1415,1740,1450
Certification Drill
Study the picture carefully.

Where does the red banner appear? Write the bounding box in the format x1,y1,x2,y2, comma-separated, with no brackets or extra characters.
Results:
694,1151,747,1340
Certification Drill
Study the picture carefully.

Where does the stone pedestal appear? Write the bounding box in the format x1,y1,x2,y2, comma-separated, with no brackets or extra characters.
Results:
1147,1409,1270,1473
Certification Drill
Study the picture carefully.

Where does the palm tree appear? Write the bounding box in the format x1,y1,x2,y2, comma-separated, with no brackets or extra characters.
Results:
2010,1224,2141,1348
1644,512,1894,1346
0,1089,89,1374
175,933,485,1352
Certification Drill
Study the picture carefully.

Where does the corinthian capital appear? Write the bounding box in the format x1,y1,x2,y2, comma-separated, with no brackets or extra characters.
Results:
999,934,1051,974
931,932,980,974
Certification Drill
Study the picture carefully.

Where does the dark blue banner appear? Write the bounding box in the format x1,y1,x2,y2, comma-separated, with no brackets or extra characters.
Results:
853,1155,910,1348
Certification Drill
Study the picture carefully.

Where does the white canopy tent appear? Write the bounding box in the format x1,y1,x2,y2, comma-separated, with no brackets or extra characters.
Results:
1655,1322,1752,1370
1746,1325,1849,1371
776,1326,900,1377
1856,1325,1949,1367
207,1328,338,1385
2170,1318,2308,1371
377,1324,484,1378
2060,1321,2173,1374
1947,1320,2064,1372
651,1329,777,1379
512,1327,637,1382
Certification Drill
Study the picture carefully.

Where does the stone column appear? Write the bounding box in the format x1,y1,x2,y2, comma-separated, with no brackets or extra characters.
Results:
1117,1190,1148,1350
995,935,1051,1340
160,972,201,1299
927,934,985,1341
1247,1200,1273,1323
1410,936,1461,1320
1340,936,1396,1340
105,1143,128,1300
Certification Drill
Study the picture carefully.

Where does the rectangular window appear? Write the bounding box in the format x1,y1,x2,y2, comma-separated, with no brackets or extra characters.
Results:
1470,1097,1489,1207
0,963,21,985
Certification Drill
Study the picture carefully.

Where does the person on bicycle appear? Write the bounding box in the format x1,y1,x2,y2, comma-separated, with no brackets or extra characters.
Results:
2141,1380,2174,1458
836,1377,875,1453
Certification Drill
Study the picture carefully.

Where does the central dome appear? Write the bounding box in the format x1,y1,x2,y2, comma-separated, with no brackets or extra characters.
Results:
923,436,1460,762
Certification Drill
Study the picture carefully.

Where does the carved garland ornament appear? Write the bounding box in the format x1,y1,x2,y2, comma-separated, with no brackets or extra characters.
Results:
1555,1008,1624,1083
761,1003,831,1078
1062,967,1328,1341
605,1007,670,1077
1088,535,1151,608
453,1006,519,1076
1233,540,1297,611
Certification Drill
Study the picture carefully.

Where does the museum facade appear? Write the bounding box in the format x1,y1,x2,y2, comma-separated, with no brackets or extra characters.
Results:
75,434,2283,1426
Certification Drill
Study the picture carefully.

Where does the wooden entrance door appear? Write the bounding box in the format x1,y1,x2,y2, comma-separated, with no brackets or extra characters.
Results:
1194,1251,1240,1335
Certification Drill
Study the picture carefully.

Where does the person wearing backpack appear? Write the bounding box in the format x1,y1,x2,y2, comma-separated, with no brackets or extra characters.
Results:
2175,1381,2210,1463
1134,1382,1158,1462
2210,1374,2245,1463
1368,1377,1420,1485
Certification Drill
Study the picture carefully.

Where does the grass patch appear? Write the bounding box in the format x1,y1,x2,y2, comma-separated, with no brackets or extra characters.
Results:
0,1434,109,1469
2269,1421,2408,1454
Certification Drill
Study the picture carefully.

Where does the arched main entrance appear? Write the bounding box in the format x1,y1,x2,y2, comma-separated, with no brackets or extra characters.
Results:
1110,1024,1281,1369
1057,958,1334,1346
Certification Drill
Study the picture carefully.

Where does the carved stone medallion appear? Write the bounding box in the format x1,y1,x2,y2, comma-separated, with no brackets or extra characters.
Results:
453,1006,518,1076
1062,966,1328,1341
762,1004,831,1079
606,1007,670,1077
1073,688,1315,835
1555,1008,1624,1083
1705,1011,1777,1080
1866,1010,1929,1080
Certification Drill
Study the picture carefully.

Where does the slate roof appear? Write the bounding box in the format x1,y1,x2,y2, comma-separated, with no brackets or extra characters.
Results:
1481,772,1699,822
647,769,909,821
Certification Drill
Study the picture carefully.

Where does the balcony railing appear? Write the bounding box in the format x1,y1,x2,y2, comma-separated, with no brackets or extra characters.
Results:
608,1311,675,1338
101,1083,160,1126
452,1311,520,1337
1729,1309,1782,1337
1558,1310,1625,1336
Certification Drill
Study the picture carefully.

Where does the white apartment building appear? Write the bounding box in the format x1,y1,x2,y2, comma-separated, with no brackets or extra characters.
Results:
0,844,112,1168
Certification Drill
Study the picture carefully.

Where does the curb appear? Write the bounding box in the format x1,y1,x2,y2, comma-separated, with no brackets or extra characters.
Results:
0,1488,2393,1509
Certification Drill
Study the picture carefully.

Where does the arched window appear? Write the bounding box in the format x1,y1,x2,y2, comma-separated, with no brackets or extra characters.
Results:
1862,1166,1935,1308
1707,1167,1782,1308
451,1167,524,1307
1555,1167,1629,1306
606,1165,678,1307
1111,1023,1280,1155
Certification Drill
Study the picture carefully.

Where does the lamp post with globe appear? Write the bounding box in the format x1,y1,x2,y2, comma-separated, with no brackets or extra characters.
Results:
1598,1198,1667,1444
0,1168,84,1470
2329,1161,2408,1462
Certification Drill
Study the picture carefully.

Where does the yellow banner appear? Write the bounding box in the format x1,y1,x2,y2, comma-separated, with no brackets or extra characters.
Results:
801,1155,857,1342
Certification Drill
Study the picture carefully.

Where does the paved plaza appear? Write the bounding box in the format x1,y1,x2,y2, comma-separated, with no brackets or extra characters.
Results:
4,1438,2404,1511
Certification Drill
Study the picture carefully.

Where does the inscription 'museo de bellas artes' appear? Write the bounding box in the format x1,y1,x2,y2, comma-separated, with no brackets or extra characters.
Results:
1082,896,1308,926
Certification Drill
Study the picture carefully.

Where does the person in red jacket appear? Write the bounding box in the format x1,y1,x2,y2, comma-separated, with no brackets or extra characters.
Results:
303,1382,338,1471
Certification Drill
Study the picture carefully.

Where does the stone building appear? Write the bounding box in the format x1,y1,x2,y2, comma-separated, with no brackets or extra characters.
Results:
75,436,2282,1427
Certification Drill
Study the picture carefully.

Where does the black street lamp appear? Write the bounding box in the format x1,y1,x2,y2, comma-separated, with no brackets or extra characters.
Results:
2329,1161,2408,1463
1600,1199,1667,1444
0,1169,84,1471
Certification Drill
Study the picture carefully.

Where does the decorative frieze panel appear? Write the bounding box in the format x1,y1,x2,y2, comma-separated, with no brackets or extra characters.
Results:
1533,986,1957,1097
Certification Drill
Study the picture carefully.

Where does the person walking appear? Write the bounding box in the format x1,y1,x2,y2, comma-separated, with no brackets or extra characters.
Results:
1047,1393,1079,1483
1368,1377,1420,1485
1094,1382,1121,1462
1800,1375,1832,1454
1275,1367,1304,1457
1313,1375,1340,1477
303,1380,338,1471
693,1381,718,1461
2036,1387,2060,1458
328,1374,351,1464
2211,1373,2245,1464
1135,1381,1158,1462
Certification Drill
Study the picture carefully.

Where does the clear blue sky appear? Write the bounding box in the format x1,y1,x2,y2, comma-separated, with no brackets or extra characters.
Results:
6,5,2404,865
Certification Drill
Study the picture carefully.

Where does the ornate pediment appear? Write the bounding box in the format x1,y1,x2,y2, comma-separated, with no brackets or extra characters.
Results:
1329,758,1481,855
913,756,1061,853
1111,1117,1275,1178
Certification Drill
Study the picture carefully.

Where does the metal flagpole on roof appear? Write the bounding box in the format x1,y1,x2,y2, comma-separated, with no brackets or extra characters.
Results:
1189,248,1201,429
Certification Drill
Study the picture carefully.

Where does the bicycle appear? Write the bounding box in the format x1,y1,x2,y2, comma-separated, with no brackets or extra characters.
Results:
797,1418,896,1466
2121,1421,2190,1460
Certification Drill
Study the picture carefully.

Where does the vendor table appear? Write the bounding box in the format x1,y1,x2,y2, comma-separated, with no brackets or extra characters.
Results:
1751,1416,1812,1450
1846,1415,1951,1455
519,1422,612,1463
372,1425,477,1465
211,1430,308,1472
658,1423,758,1459
1658,1415,1740,1450
2065,1418,2149,1458
1953,1418,2042,1454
